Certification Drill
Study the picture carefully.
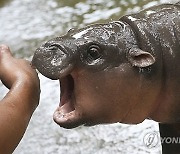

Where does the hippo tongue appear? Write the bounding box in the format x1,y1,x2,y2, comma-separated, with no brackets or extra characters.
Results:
57,102,75,117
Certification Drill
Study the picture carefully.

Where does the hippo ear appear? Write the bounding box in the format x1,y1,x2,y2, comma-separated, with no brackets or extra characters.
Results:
128,48,155,67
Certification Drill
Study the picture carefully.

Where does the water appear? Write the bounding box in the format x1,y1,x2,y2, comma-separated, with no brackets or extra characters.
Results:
0,0,178,153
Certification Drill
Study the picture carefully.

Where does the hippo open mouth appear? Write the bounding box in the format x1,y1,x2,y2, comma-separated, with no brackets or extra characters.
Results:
58,75,75,117
53,74,84,128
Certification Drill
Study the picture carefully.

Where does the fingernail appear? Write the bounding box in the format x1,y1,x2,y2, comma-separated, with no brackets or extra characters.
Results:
0,44,9,51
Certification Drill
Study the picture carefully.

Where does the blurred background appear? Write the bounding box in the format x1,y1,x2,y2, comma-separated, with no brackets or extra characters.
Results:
0,0,178,153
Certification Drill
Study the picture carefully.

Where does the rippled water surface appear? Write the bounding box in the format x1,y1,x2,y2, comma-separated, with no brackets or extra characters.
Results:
0,0,178,153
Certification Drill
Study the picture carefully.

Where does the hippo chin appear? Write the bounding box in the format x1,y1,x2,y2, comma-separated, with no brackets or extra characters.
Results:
32,1,180,129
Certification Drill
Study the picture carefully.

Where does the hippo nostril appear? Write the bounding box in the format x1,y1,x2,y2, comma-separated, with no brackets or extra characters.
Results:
46,43,68,55
48,45,60,52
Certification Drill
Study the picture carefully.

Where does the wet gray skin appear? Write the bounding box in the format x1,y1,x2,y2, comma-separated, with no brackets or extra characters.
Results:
32,2,180,129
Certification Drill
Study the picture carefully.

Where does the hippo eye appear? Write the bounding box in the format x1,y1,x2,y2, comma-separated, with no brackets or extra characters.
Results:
87,45,101,60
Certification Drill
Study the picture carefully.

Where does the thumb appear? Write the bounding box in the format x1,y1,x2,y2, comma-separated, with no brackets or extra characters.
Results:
0,45,13,60
0,45,16,89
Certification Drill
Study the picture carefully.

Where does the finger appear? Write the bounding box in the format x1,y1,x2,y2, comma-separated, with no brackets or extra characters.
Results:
0,44,13,58
0,45,16,88
0,45,14,73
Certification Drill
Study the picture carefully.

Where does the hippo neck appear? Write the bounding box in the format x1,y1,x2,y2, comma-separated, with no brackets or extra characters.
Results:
120,3,180,84
121,3,180,54
121,4,180,122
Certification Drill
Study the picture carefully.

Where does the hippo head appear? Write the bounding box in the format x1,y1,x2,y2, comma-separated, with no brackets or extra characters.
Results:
32,21,156,128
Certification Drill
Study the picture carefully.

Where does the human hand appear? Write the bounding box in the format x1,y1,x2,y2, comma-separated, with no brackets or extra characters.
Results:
0,45,40,153
0,45,40,112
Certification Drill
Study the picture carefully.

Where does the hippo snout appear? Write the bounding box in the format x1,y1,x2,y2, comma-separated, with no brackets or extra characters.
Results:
32,41,76,80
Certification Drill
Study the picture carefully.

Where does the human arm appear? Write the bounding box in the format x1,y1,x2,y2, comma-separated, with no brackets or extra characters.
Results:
0,45,40,154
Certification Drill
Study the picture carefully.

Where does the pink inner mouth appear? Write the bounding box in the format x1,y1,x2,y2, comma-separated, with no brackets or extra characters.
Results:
53,74,79,128
53,73,86,129
59,75,75,115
